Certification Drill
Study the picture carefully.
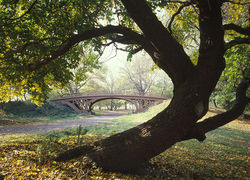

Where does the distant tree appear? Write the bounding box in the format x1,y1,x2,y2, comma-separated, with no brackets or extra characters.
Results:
0,0,249,172
84,66,115,94
122,57,157,96
112,75,135,95
151,70,173,98
57,48,100,96
84,66,118,110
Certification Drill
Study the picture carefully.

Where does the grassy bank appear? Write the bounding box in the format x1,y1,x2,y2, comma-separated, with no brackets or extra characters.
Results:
0,101,249,179
0,101,90,126
36,100,170,139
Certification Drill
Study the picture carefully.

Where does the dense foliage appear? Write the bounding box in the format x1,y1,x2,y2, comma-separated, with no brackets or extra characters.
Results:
162,1,250,109
0,0,109,104
0,0,249,106
0,101,74,117
212,45,250,110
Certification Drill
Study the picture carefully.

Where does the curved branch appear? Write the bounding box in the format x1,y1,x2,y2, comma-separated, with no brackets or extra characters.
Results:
184,76,250,141
0,0,38,27
168,1,194,34
197,77,250,134
121,0,194,85
223,24,250,36
131,46,143,54
109,35,137,45
28,25,151,71
225,37,250,51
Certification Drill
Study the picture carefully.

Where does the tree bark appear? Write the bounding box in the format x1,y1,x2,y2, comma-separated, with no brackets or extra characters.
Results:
55,77,214,171
55,0,249,172
56,76,249,172
212,99,218,108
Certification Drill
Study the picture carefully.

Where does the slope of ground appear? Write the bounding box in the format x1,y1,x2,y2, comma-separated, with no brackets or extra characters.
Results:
0,101,87,126
0,101,249,179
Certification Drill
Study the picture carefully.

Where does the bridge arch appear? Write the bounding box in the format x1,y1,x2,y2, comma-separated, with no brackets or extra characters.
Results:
51,95,167,114
89,97,139,113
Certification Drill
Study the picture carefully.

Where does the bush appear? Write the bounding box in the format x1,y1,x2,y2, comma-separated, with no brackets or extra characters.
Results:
1,101,75,117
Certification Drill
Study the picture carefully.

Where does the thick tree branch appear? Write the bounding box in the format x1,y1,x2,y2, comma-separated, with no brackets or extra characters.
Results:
28,25,152,71
0,0,38,27
196,0,226,97
184,77,250,142
197,77,250,134
198,0,225,60
101,36,144,55
131,46,143,54
121,0,194,85
225,37,250,51
112,44,143,55
223,24,250,36
109,35,137,45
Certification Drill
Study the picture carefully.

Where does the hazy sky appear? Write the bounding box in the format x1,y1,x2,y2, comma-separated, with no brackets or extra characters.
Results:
99,45,129,76
99,44,154,77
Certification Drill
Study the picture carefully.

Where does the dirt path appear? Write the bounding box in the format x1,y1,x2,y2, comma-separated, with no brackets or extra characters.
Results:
0,111,127,135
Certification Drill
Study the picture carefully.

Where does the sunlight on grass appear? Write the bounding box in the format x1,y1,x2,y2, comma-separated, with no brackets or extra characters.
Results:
0,100,249,179
0,101,91,126
0,113,91,126
108,100,170,132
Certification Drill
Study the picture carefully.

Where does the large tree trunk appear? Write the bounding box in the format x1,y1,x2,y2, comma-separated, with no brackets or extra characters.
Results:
55,78,212,171
55,0,250,172
55,76,249,172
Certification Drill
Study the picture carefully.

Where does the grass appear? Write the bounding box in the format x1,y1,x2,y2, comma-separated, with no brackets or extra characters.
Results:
0,101,91,126
0,100,249,179
38,101,170,139
0,113,91,125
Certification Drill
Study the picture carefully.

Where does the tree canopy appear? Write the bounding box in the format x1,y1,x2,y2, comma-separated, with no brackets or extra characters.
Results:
0,0,114,104
0,0,249,104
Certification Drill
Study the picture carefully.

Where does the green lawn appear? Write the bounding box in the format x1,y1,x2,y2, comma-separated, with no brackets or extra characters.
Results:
0,101,91,126
0,113,91,126
0,100,249,179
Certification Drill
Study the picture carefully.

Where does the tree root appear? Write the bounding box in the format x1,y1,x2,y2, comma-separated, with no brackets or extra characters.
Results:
55,144,95,162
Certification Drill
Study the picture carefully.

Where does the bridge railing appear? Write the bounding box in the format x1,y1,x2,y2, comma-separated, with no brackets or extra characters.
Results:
52,93,168,100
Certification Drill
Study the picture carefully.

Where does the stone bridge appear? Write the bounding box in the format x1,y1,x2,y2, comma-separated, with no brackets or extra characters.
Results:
51,94,168,114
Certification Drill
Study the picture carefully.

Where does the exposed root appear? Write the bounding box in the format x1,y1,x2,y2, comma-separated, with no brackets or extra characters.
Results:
55,144,95,161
